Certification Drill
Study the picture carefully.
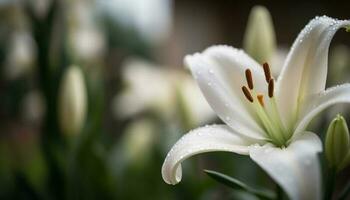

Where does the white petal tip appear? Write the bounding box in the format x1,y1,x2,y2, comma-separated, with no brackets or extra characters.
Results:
161,160,182,185
161,125,252,185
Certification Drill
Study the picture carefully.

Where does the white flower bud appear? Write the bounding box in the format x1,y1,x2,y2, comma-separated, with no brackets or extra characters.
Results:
58,65,87,135
325,115,350,171
243,5,276,64
122,118,156,167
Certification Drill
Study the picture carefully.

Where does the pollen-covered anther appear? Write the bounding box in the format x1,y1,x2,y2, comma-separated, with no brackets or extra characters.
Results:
257,94,265,107
245,69,254,89
242,86,254,102
263,62,271,83
268,78,274,98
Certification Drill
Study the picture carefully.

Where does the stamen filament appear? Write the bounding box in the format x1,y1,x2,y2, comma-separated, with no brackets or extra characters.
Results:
268,97,289,142
268,79,274,98
266,79,289,142
252,99,285,146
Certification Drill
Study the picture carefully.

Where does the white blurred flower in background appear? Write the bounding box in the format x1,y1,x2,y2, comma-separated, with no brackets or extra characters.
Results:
97,0,172,44
243,5,287,77
325,45,350,121
113,58,174,118
122,118,157,166
21,90,45,124
66,0,105,63
328,45,350,85
243,6,276,65
58,65,87,136
31,0,51,19
113,58,215,127
4,31,36,80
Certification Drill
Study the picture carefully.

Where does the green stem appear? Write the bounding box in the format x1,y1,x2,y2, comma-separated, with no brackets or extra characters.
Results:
324,168,336,200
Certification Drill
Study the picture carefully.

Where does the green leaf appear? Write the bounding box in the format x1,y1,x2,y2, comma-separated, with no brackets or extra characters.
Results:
204,170,275,200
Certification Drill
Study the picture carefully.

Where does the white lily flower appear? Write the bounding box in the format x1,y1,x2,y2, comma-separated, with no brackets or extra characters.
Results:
162,16,350,200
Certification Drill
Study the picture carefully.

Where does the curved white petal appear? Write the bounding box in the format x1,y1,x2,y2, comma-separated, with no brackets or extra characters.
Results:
250,132,322,200
294,84,350,138
185,45,268,140
276,16,350,128
161,124,256,185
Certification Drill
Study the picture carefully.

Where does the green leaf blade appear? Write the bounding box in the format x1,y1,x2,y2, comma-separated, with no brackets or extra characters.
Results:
204,169,275,200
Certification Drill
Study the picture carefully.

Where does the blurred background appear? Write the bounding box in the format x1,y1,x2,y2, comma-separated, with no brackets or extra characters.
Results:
0,0,350,199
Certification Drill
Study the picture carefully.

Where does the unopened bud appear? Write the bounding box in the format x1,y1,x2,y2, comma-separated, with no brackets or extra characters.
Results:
325,115,350,171
243,6,276,64
58,65,87,135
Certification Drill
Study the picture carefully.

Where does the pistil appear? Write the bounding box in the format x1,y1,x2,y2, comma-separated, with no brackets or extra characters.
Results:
257,94,265,107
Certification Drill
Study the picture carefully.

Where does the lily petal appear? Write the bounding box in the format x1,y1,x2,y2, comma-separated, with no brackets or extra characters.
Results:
161,124,255,185
250,132,322,200
185,45,267,140
276,16,350,128
294,84,350,138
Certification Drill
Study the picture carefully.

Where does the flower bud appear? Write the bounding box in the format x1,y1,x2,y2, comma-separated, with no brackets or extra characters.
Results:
58,65,87,136
122,118,156,167
243,5,276,64
325,114,350,171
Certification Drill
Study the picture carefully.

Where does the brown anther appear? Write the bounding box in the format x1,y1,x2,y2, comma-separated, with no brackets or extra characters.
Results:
242,86,254,102
268,79,274,98
257,94,265,107
263,62,272,83
245,69,254,90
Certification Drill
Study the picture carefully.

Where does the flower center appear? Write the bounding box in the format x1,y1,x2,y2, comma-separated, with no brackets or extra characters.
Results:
241,63,291,147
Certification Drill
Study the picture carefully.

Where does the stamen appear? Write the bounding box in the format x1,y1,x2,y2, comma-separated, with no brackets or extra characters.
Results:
268,79,274,98
263,62,271,83
242,86,253,102
245,69,254,90
257,94,265,107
